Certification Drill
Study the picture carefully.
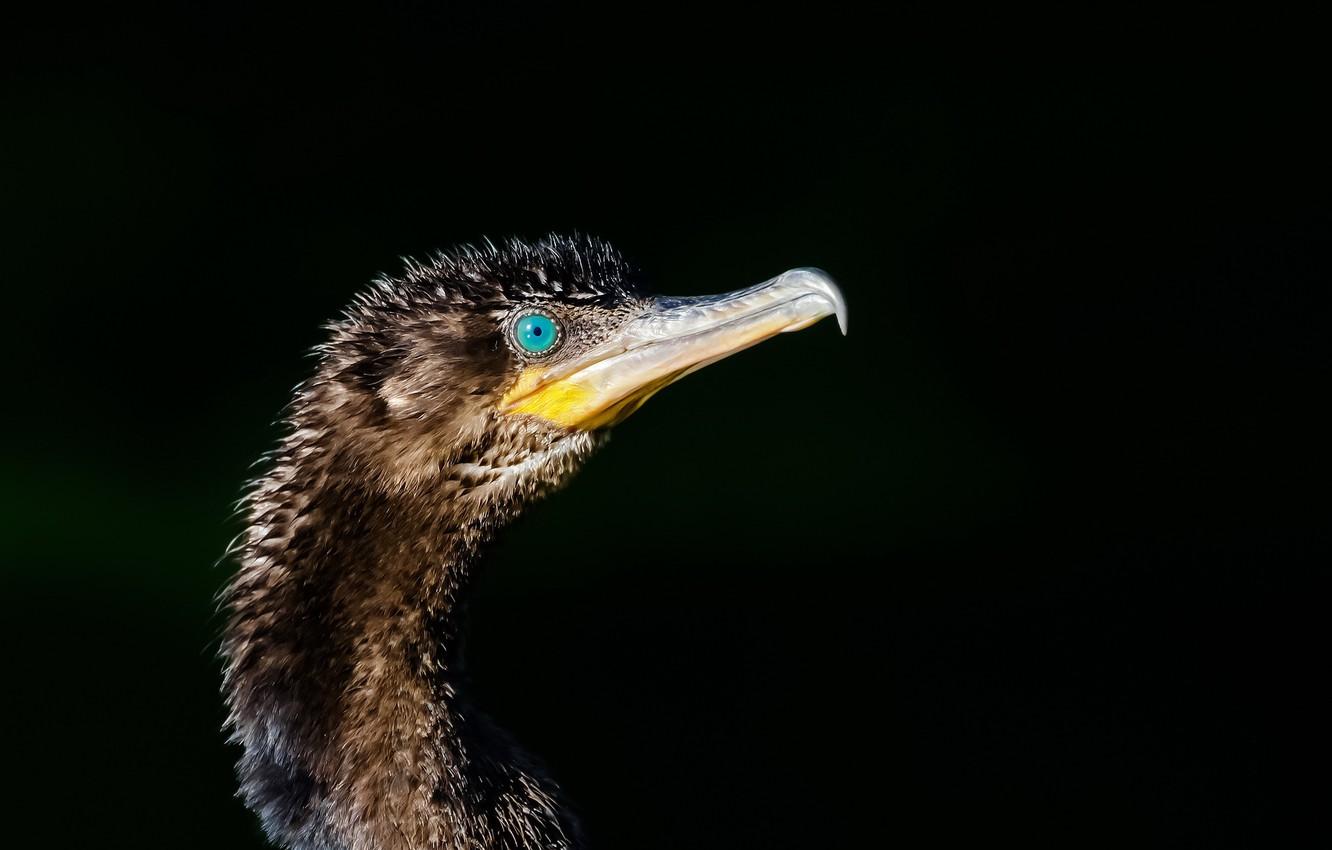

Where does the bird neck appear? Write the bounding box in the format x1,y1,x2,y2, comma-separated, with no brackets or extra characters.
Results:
222,425,600,850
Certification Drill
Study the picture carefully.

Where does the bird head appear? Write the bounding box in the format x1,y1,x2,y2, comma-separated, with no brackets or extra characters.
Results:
226,235,845,849
306,234,846,496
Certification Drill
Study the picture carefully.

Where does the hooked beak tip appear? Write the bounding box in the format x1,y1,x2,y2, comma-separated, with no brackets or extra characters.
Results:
780,267,848,335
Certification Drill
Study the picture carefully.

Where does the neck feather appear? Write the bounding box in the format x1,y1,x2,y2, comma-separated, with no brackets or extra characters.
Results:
221,418,599,850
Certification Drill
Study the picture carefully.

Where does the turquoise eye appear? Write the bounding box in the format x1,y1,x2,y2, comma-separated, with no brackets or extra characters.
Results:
513,312,559,355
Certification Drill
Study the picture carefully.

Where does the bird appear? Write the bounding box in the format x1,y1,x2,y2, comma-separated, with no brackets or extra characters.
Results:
220,234,847,850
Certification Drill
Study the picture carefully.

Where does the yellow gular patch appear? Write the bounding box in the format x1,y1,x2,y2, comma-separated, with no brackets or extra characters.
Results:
501,367,681,430
502,369,598,428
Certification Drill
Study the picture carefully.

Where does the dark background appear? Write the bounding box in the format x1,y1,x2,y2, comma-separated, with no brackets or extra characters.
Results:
2,5,1324,847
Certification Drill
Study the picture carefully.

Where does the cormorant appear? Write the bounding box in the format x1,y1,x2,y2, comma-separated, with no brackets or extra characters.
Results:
220,234,847,850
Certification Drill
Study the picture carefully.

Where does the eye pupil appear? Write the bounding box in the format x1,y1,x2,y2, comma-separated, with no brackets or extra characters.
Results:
514,313,559,354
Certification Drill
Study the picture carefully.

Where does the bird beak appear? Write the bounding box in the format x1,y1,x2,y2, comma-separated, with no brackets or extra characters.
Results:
501,268,847,430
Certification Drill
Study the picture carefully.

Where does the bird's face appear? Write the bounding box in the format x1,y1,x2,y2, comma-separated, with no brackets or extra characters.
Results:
496,268,846,432
318,237,845,493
